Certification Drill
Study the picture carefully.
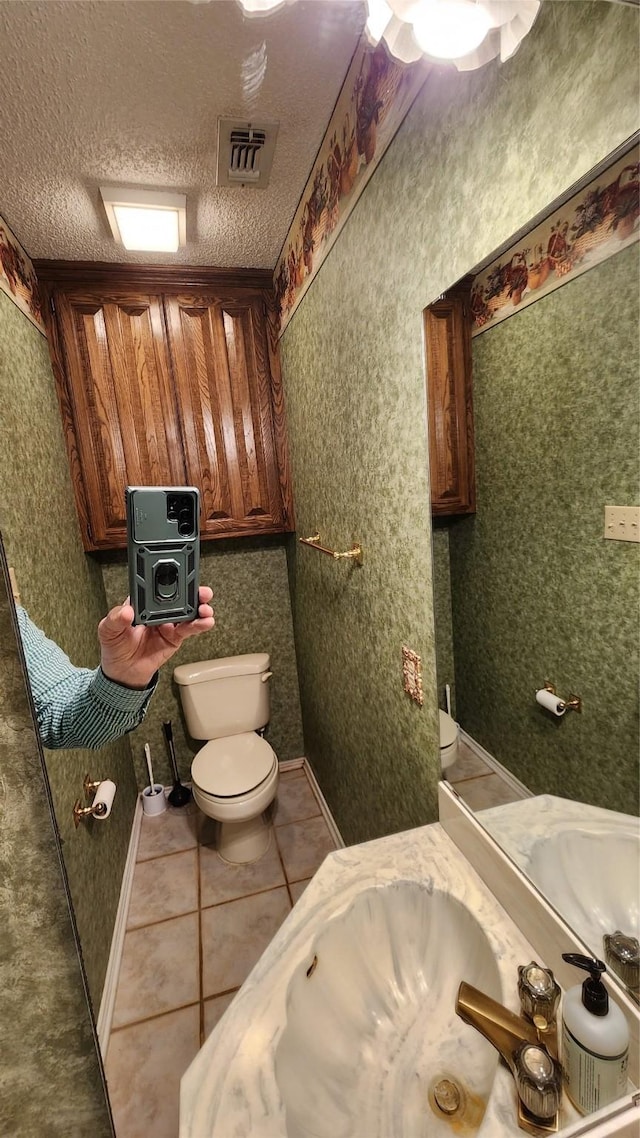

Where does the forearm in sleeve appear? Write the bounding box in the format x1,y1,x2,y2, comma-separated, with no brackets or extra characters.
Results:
17,606,156,750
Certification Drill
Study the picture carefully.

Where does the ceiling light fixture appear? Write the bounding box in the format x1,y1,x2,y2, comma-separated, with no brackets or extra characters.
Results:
233,0,540,71
100,187,187,253
364,0,541,67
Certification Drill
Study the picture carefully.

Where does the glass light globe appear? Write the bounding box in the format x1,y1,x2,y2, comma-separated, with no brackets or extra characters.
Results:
412,0,492,60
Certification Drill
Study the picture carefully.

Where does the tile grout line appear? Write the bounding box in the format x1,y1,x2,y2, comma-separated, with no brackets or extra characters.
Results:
204,984,240,1003
136,842,198,865
272,824,296,905
201,880,290,913
110,998,201,1034
197,830,205,1049
274,811,322,831
127,877,293,937
126,906,200,932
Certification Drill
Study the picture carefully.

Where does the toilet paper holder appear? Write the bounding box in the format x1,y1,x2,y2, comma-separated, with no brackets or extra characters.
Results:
73,773,116,828
539,681,582,714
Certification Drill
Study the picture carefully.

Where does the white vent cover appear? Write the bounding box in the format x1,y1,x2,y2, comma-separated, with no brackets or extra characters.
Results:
216,118,279,189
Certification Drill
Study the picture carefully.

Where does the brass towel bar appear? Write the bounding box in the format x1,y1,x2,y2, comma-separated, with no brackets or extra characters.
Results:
299,532,363,566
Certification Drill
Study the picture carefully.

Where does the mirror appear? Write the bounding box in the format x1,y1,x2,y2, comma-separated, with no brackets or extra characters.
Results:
434,137,639,1001
0,536,114,1135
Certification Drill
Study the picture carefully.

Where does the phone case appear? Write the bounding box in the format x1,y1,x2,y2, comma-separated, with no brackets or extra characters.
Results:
126,486,200,626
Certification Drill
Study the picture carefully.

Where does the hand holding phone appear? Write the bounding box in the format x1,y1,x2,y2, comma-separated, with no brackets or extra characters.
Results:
126,486,200,626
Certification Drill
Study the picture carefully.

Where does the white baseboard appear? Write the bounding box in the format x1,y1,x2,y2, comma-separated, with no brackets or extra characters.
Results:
278,757,305,772
459,728,533,799
280,756,345,848
299,757,345,849
96,792,144,1057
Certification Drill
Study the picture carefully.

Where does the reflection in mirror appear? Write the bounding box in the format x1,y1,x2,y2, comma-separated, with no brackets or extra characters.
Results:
0,536,114,1136
434,139,640,1002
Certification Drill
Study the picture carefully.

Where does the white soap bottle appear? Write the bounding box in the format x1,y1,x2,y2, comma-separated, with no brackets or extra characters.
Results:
561,953,629,1115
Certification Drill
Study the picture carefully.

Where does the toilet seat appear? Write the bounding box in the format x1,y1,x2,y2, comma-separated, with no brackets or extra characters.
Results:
192,732,276,798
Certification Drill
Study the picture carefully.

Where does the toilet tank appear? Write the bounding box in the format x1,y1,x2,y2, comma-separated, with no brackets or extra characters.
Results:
174,653,271,740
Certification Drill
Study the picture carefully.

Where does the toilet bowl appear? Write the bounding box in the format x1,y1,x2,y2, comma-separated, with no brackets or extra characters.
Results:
439,709,459,771
174,654,279,864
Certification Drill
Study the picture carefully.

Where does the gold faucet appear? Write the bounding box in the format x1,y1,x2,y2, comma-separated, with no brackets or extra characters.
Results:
456,981,562,1135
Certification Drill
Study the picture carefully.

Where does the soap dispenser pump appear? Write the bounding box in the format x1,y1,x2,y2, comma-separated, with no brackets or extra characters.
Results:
560,953,629,1115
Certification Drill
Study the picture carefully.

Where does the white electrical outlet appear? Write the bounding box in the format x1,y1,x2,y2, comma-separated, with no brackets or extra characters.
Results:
603,505,640,543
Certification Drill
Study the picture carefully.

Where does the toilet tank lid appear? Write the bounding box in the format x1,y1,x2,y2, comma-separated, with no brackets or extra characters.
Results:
439,709,458,748
174,653,271,685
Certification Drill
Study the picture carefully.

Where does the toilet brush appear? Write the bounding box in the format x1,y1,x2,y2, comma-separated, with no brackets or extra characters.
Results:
163,720,192,807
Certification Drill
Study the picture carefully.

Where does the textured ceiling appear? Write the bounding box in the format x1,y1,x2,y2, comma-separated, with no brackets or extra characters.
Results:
0,0,365,267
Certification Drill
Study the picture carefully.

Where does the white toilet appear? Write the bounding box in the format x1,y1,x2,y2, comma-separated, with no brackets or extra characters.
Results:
439,709,459,771
173,653,279,864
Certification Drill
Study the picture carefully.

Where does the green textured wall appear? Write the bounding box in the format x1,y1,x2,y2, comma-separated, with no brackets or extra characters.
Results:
280,2,640,844
432,525,456,717
449,243,639,811
102,537,304,788
0,551,113,1138
0,288,138,1006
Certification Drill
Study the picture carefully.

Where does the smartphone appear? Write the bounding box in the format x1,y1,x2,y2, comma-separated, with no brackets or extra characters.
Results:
126,486,200,626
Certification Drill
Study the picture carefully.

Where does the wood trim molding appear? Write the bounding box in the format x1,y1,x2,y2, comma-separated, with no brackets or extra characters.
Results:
33,259,274,293
39,280,94,547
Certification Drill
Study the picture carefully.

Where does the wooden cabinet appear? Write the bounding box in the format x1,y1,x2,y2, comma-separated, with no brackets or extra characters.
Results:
164,294,289,539
424,281,475,517
36,264,294,550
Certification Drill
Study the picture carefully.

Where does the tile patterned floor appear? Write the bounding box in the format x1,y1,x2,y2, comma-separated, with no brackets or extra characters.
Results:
445,738,527,810
105,765,338,1138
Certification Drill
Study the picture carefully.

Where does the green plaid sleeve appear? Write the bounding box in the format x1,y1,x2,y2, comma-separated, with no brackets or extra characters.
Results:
17,606,157,750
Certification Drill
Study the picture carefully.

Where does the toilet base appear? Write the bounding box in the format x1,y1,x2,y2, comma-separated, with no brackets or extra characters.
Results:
217,812,272,864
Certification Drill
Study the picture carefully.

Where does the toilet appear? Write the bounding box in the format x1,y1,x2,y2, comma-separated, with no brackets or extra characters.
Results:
173,653,279,864
439,709,459,771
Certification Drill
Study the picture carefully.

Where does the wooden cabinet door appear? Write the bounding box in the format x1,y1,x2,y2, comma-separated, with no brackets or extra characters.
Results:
424,285,475,516
54,292,187,548
164,293,290,538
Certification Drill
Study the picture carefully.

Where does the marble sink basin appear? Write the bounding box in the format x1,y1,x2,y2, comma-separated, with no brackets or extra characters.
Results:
528,825,640,956
274,879,501,1138
180,823,554,1138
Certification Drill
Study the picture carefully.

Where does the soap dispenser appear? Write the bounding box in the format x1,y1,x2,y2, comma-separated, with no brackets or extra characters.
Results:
561,953,629,1114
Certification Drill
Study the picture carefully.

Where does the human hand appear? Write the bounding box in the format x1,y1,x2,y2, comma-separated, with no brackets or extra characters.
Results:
97,586,215,689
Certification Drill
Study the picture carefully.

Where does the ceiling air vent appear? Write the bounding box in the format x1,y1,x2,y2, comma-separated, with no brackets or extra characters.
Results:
216,119,279,189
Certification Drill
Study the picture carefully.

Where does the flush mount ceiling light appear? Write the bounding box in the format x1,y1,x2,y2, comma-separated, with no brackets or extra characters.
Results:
100,187,187,252
232,0,540,70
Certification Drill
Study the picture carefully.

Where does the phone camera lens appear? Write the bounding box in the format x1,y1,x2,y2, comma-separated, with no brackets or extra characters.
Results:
178,509,192,536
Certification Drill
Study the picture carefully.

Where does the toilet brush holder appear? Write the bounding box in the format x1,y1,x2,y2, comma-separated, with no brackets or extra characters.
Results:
142,784,167,816
163,720,192,808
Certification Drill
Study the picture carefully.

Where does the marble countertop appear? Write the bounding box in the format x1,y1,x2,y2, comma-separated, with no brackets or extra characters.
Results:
180,820,581,1138
476,796,640,986
477,795,640,859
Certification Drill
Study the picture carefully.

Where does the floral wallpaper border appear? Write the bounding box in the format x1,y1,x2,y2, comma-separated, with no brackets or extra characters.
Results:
274,39,429,337
0,213,44,335
471,143,639,336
